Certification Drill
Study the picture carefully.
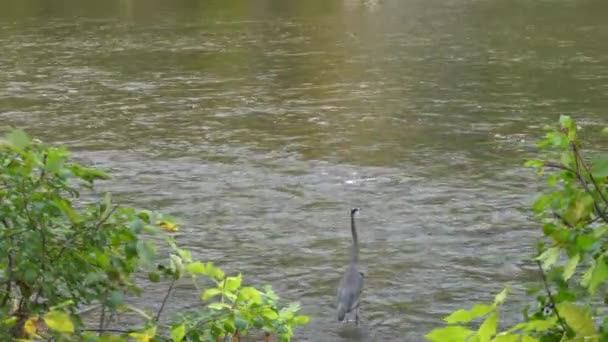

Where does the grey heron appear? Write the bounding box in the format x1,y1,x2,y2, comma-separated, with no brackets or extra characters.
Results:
336,207,364,325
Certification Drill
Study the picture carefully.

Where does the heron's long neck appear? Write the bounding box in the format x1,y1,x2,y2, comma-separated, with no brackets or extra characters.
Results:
350,214,359,263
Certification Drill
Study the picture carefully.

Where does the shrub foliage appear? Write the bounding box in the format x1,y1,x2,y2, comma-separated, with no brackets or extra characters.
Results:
426,116,608,342
0,131,308,341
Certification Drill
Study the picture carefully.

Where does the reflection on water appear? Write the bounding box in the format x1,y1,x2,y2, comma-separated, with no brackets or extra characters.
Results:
1,0,607,340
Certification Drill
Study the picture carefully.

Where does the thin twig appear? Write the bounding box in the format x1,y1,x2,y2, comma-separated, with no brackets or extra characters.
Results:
33,220,47,307
569,144,606,219
1,244,13,306
82,328,131,334
98,291,108,335
544,162,576,174
572,144,608,223
1,218,14,306
38,153,47,183
95,205,119,231
219,276,227,304
545,148,608,224
154,279,176,322
536,260,568,333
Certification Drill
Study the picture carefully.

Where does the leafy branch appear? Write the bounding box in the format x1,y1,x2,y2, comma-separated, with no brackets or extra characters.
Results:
427,116,608,342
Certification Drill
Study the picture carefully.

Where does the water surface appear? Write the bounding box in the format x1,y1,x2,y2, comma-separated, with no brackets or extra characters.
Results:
1,0,607,340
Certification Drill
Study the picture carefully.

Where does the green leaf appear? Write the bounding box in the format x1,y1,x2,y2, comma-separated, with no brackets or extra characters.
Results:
559,115,575,139
507,317,557,333
45,148,66,172
202,288,221,300
444,304,494,324
491,334,518,342
235,318,248,330
592,226,608,239
148,272,161,282
6,130,32,150
108,291,124,309
185,262,205,274
533,195,551,213
493,287,509,306
185,262,225,280
478,312,498,342
563,253,580,281
602,127,608,135
49,300,74,311
588,256,608,295
136,241,156,268
208,302,231,310
546,174,558,187
576,234,597,251
525,317,557,332
557,303,597,337
54,198,81,223
581,263,594,288
101,192,112,216
237,286,262,304
169,254,184,278
521,336,539,342
591,155,608,178
424,326,474,342
129,219,144,233
221,274,242,292
261,307,279,320
524,159,544,168
171,324,186,342
68,164,110,183
206,263,225,280
564,192,595,224
176,248,192,262
536,247,560,270
129,327,156,342
224,320,235,333
44,310,74,333
293,315,310,325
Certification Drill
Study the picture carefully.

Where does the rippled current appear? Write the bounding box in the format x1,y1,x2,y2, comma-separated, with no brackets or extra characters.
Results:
1,0,607,340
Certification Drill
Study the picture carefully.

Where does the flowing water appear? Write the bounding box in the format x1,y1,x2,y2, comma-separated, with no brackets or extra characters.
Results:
1,0,607,340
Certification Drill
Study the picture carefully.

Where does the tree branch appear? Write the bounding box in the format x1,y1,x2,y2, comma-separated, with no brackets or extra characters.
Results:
536,260,568,333
1,219,14,307
544,162,576,174
98,291,108,336
572,144,608,223
82,328,131,334
154,279,176,322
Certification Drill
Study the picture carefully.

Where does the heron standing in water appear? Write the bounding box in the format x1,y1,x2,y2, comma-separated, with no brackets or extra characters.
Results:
336,208,364,325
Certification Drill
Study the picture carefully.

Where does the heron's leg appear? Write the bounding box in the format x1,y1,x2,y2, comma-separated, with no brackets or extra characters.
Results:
355,303,361,326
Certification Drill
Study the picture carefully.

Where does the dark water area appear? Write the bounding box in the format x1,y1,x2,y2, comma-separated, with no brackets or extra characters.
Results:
1,0,607,340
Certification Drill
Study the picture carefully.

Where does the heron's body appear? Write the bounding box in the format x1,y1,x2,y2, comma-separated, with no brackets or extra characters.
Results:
336,208,364,324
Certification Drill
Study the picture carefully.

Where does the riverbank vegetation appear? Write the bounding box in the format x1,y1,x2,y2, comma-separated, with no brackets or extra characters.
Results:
0,131,308,341
427,116,608,342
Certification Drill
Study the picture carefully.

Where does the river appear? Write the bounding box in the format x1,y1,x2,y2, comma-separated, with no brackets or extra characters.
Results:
1,0,607,340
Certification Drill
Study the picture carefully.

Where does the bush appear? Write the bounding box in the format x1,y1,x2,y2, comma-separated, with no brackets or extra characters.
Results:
0,131,308,341
426,116,608,342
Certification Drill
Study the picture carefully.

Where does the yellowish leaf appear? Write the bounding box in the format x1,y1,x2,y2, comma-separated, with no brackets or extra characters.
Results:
557,303,597,338
23,317,38,337
43,310,74,333
129,327,157,342
158,220,179,232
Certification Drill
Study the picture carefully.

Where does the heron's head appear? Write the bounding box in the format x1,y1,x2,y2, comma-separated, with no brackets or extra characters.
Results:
350,208,360,217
